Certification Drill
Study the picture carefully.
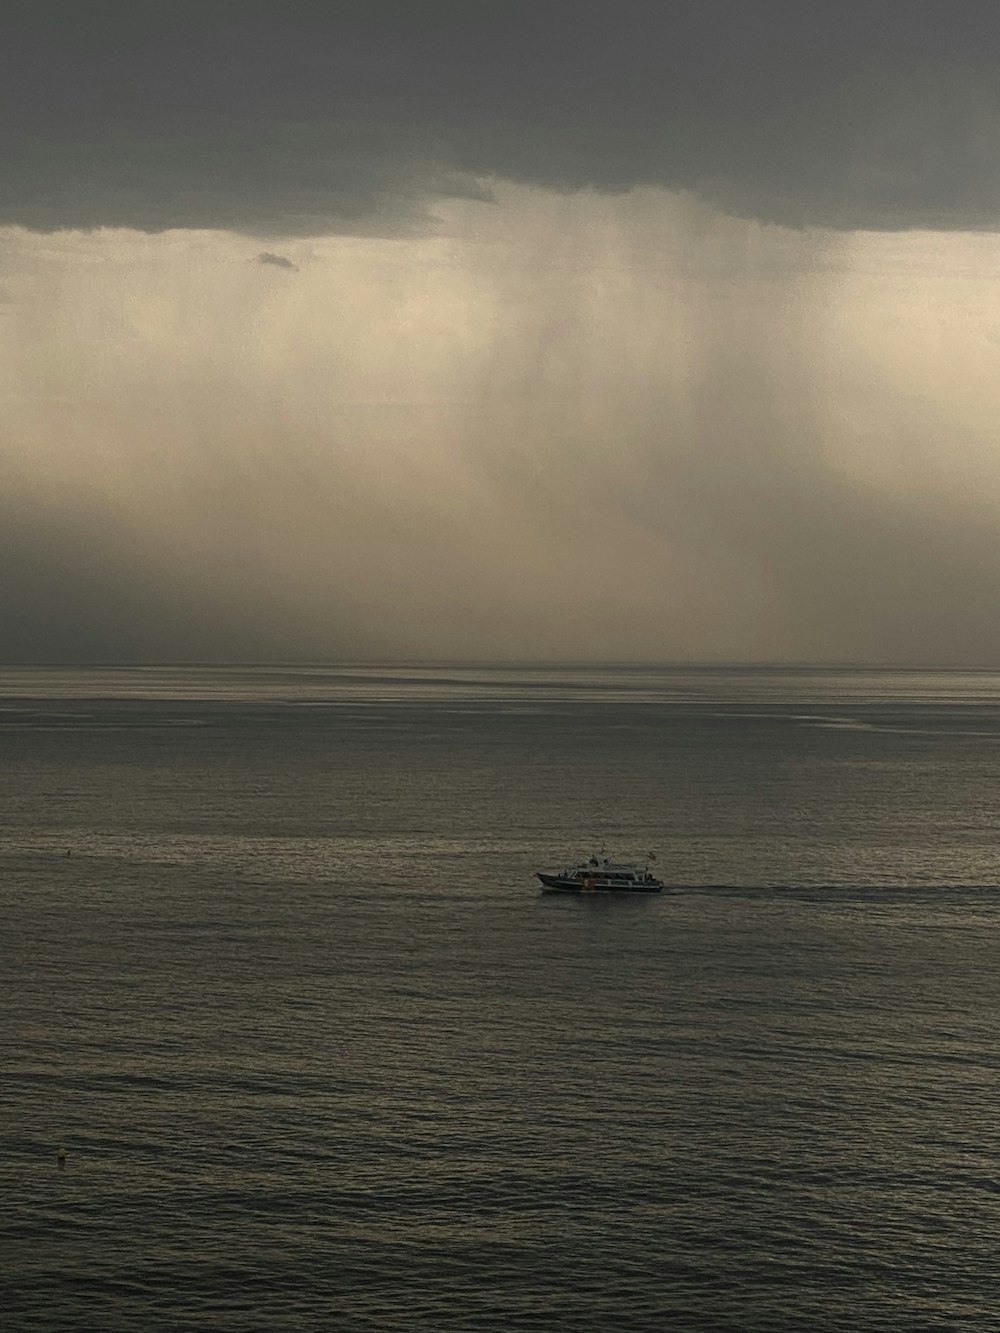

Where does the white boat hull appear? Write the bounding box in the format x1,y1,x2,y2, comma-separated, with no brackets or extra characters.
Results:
536,872,663,894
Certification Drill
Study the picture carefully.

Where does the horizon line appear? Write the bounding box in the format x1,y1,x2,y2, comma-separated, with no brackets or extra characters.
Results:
3,659,1000,673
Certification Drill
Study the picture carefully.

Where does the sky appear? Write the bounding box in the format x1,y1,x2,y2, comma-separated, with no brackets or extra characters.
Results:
5,1,1000,664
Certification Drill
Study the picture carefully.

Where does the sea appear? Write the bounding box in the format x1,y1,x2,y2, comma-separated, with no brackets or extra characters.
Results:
5,663,1000,1332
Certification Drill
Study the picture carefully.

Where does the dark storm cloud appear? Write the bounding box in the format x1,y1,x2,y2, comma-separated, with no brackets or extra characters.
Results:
6,1,1000,235
0,490,206,662
257,252,298,271
0,486,390,663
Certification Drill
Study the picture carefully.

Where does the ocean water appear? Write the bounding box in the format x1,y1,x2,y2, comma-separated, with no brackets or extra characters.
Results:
5,664,1000,1331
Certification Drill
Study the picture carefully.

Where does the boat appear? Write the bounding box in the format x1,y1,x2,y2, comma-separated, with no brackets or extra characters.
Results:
536,851,664,894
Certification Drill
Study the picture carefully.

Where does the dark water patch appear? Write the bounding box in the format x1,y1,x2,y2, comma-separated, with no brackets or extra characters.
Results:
7,666,1000,1329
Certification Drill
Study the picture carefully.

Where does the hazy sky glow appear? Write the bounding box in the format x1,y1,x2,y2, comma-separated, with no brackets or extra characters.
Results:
5,3,1000,663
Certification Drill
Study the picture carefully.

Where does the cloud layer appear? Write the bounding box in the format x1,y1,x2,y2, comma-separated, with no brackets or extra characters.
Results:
5,9,1000,665
6,3,1000,235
